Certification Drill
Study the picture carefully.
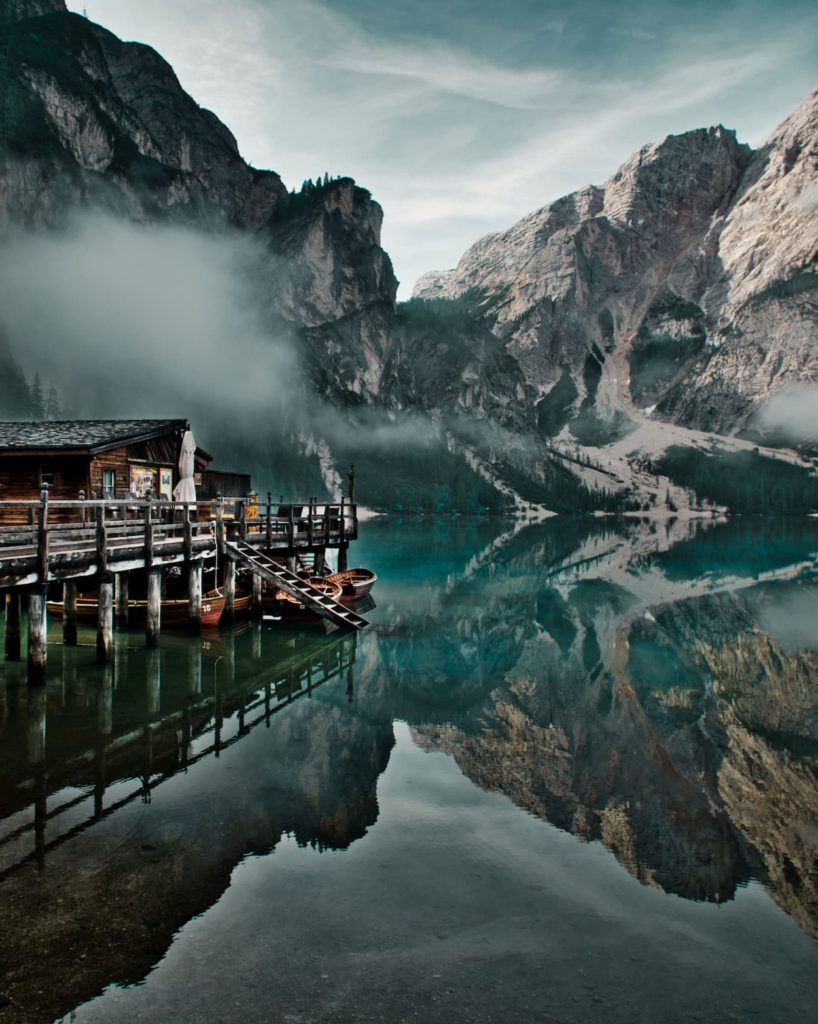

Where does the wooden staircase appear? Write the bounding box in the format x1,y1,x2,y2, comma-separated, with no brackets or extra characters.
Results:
225,540,368,631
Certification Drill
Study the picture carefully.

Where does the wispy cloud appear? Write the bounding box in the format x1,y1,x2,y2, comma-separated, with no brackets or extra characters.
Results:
68,0,818,295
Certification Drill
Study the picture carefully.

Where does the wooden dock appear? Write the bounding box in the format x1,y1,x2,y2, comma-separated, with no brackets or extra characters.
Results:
0,491,362,681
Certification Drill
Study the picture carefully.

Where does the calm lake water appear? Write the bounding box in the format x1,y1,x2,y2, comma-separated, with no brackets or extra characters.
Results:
1,515,818,1023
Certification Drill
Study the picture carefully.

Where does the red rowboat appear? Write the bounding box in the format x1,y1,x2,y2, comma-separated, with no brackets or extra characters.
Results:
272,577,344,623
46,589,252,629
324,568,377,602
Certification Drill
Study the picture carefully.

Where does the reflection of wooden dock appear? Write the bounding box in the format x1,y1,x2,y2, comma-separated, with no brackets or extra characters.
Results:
0,492,362,679
0,629,357,880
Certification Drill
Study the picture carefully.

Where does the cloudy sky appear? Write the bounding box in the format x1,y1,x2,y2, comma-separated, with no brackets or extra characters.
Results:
66,0,817,297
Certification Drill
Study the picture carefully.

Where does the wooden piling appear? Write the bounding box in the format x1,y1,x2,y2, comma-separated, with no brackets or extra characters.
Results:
251,572,263,617
252,620,262,661
115,573,129,629
63,581,78,645
27,588,47,683
27,683,47,765
338,543,349,572
97,661,113,737
188,560,203,634
188,645,202,696
144,495,154,569
96,574,114,663
146,648,161,716
5,592,21,661
223,558,236,624
146,569,162,648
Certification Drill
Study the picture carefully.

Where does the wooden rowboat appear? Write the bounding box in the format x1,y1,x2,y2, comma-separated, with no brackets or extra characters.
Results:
46,589,252,629
324,568,377,602
272,577,344,623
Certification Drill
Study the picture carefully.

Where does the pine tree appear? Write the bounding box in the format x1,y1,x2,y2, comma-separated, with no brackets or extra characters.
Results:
45,385,62,421
30,373,45,419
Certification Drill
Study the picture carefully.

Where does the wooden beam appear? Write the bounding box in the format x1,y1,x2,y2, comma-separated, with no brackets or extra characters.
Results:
252,572,263,617
223,558,236,624
96,574,114,663
146,569,161,649
188,560,203,635
27,588,47,683
146,648,161,716
5,592,21,661
115,573,129,630
63,581,78,646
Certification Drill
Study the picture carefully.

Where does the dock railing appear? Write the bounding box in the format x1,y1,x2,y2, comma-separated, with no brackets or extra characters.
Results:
0,491,357,588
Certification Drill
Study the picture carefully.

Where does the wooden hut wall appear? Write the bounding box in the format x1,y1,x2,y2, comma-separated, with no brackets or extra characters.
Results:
130,435,182,468
0,454,89,524
89,447,131,498
199,470,252,500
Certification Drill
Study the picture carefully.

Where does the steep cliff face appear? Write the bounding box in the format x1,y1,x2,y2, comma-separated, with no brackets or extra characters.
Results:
1,0,289,229
0,2,401,402
415,89,818,440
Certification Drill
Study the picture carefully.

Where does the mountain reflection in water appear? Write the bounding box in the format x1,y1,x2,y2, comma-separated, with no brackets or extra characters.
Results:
1,515,817,1023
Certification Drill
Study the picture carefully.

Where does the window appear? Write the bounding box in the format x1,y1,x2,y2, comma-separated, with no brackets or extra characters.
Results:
102,469,116,499
39,464,54,489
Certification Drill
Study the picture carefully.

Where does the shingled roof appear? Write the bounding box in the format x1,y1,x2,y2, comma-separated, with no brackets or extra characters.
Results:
0,420,188,453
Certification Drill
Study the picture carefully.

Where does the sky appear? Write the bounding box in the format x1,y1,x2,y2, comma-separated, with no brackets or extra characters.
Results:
66,0,817,297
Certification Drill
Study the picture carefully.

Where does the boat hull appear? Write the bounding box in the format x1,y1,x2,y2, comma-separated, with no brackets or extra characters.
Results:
324,568,377,602
269,578,344,623
47,590,252,629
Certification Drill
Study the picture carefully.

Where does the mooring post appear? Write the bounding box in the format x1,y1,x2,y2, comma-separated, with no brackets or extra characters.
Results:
314,548,326,574
266,492,273,548
37,487,50,588
146,569,162,648
223,558,236,624
5,592,21,661
146,647,161,717
216,495,225,556
96,573,114,663
188,560,203,635
27,683,47,766
115,573,129,630
144,494,154,570
188,644,202,697
97,660,113,737
251,572,263,617
63,581,78,645
338,543,349,572
96,498,108,576
252,619,262,661
27,587,47,684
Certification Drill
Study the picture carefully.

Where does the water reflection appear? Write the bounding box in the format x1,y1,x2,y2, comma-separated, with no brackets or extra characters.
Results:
377,517,818,940
0,515,817,1022
0,626,360,882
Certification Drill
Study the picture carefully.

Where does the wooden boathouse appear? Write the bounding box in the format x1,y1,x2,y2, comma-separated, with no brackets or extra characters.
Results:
0,420,364,683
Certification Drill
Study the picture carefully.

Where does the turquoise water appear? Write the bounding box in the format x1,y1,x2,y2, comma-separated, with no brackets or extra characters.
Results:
1,515,818,1023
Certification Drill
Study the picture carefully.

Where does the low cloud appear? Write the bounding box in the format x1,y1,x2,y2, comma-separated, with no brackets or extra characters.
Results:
758,385,818,443
0,213,299,441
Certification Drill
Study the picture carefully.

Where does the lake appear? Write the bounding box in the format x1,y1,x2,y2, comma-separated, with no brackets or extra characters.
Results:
1,515,817,1023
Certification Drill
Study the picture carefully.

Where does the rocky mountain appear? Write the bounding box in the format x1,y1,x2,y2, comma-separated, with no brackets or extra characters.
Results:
415,86,818,448
2,0,817,512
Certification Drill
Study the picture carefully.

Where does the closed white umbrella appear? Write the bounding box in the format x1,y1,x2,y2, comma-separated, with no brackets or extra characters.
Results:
173,429,197,506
